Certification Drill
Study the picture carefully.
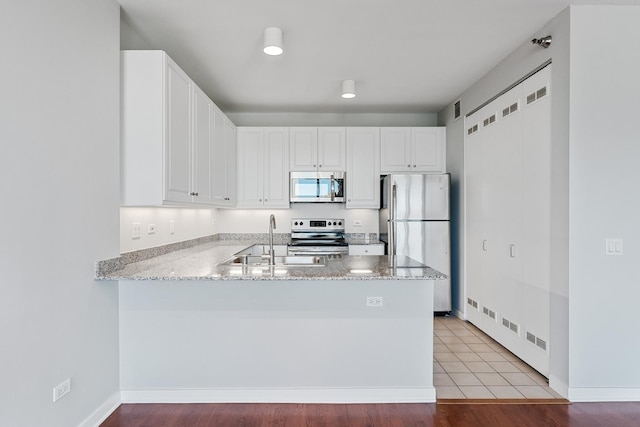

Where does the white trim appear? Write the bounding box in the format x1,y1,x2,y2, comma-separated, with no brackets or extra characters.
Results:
568,387,640,402
77,391,121,427
548,374,568,399
451,308,465,320
121,387,436,404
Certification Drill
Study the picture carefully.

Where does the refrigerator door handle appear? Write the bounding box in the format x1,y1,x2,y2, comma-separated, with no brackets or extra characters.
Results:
388,183,397,267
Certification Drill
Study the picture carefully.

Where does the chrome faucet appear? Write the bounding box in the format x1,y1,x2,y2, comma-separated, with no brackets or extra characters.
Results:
268,214,277,265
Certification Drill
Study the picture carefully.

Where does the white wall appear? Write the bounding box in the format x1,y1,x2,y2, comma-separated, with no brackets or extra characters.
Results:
567,6,640,399
0,1,121,426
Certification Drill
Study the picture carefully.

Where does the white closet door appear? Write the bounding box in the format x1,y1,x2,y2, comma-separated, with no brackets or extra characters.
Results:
521,65,552,375
464,114,484,324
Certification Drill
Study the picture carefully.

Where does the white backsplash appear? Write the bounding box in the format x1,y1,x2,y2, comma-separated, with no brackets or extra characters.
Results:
120,207,217,253
215,204,379,234
120,204,379,253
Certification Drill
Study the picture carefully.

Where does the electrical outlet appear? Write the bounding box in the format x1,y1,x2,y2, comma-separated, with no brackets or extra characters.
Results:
169,220,175,235
147,224,156,234
53,378,71,402
353,220,362,227
132,222,142,239
366,296,383,307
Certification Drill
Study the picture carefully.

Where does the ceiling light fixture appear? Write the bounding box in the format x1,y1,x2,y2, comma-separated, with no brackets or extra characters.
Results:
342,80,356,99
263,27,283,55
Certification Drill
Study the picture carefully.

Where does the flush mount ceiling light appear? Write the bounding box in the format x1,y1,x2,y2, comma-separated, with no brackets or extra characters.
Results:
263,27,283,55
341,80,356,99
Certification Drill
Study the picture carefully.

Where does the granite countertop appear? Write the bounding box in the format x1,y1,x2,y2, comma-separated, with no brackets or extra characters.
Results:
97,238,445,282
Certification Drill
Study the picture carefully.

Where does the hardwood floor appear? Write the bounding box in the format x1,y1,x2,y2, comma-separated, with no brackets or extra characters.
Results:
101,402,640,427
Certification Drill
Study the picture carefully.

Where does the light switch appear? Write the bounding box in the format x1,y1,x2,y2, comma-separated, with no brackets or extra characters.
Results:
605,238,623,255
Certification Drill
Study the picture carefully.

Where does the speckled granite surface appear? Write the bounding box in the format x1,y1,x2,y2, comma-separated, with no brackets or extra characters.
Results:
96,235,444,282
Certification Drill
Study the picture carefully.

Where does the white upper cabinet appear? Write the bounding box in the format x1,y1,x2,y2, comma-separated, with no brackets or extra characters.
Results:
237,127,289,208
380,127,446,173
289,127,345,171
346,127,380,208
192,84,214,204
164,58,193,203
212,107,236,207
121,50,235,207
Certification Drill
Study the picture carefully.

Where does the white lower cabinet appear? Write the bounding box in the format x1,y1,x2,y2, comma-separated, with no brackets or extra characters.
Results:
348,244,384,256
121,50,235,207
346,127,380,208
465,65,551,375
237,127,289,208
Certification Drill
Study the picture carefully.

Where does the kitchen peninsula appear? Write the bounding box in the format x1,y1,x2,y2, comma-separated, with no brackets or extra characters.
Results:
97,237,443,404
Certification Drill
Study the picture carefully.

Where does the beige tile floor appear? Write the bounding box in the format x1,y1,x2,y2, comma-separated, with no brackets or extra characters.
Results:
434,315,564,400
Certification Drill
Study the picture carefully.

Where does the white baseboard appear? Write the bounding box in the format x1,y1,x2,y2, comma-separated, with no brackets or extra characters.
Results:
121,387,436,404
548,375,569,399
451,308,464,320
568,387,640,402
78,391,121,427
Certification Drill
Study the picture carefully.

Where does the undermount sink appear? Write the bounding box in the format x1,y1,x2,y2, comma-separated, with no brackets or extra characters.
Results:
219,244,326,267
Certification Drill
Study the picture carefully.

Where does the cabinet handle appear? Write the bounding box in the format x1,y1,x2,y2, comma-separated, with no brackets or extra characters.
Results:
264,199,268,202
482,240,488,251
407,165,411,168
313,164,316,168
259,199,262,202
509,244,516,258
319,164,322,168
413,165,417,168
190,192,199,196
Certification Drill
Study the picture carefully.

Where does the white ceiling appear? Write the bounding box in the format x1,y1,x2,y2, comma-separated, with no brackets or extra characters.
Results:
117,0,640,114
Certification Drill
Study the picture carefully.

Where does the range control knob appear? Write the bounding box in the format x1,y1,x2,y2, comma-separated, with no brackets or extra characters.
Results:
299,221,303,226
338,221,342,226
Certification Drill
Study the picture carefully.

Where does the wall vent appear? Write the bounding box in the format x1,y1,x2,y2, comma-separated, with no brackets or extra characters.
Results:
502,102,519,117
483,114,496,127
482,306,496,320
502,317,519,335
454,99,461,120
467,297,479,310
467,123,479,135
527,85,548,105
526,330,549,352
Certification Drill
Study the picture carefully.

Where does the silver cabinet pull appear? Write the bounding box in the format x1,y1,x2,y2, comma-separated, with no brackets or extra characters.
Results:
482,240,488,251
509,244,516,258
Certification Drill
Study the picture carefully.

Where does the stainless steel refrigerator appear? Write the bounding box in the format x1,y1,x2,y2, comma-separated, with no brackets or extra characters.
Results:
379,174,451,312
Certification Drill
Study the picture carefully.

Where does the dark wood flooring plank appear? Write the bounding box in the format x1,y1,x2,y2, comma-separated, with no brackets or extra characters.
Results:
100,402,640,427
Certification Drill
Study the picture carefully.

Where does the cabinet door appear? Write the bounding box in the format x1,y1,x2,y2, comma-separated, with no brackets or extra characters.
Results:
212,108,227,205
380,128,412,173
412,127,446,172
289,127,318,171
346,128,380,208
263,128,290,208
317,127,345,171
224,119,237,206
236,128,264,207
165,59,192,203
192,85,213,204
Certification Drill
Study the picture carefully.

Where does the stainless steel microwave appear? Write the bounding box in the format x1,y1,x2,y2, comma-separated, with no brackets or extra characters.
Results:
290,172,345,203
